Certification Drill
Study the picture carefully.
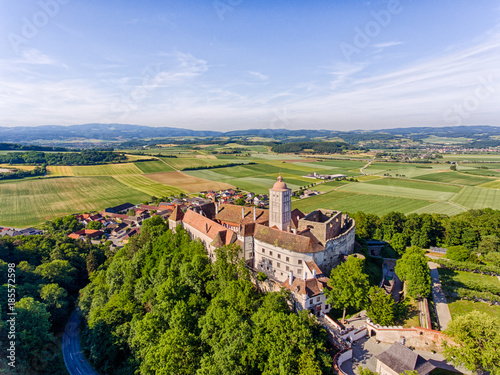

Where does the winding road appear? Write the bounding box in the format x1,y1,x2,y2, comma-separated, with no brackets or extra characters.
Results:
63,311,100,375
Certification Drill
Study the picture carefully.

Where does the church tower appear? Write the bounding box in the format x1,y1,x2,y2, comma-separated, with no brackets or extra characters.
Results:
269,174,291,231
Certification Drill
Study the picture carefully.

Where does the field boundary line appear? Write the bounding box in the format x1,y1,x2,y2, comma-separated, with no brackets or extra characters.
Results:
157,157,179,171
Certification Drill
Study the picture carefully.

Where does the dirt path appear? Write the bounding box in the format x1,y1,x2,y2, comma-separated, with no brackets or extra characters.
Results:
428,262,452,331
157,157,179,171
360,159,373,175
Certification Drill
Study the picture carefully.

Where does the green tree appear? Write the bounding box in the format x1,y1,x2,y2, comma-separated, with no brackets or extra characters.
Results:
395,247,431,299
15,297,53,359
35,259,76,289
126,208,136,216
478,235,500,254
87,220,102,230
390,233,407,255
446,245,471,262
326,256,369,322
40,283,68,309
443,311,500,374
366,287,395,326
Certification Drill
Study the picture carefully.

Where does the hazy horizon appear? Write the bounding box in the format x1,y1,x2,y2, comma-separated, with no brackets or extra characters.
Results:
1,1,499,131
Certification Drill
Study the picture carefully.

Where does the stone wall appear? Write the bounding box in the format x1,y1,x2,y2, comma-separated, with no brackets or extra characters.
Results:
313,220,356,276
333,349,352,375
366,320,450,352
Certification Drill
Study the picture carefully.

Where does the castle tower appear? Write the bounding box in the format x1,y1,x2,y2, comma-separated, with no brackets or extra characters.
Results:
269,174,291,231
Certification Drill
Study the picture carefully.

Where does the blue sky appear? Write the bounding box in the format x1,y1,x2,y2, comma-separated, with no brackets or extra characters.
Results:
0,0,499,131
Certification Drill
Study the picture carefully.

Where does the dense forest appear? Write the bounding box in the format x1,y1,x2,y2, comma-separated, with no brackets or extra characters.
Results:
0,143,68,152
0,150,126,166
0,216,108,374
79,217,333,375
271,141,363,154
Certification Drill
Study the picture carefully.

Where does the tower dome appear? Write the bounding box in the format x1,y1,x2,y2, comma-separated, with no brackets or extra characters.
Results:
272,174,287,190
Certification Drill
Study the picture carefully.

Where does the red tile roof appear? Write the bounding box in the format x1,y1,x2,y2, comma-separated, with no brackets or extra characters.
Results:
281,276,330,298
182,210,237,246
253,224,324,253
170,204,184,222
216,204,268,226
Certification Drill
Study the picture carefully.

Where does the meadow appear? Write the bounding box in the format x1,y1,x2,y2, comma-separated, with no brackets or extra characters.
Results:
0,177,148,227
113,175,185,198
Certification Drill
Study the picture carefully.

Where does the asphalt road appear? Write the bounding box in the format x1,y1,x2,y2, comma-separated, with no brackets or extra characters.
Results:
62,311,100,375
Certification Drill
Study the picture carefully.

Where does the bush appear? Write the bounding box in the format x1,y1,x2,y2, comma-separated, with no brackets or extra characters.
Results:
446,245,471,262
435,258,500,276
257,272,268,281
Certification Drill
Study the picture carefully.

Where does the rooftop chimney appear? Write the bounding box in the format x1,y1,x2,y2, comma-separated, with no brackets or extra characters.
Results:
215,202,219,215
205,223,208,234
303,272,308,281
313,269,316,278
253,207,256,221
289,271,294,285
242,207,245,219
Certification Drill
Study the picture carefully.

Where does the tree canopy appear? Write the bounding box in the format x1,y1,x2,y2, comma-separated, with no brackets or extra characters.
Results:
443,311,500,374
395,247,431,299
326,255,369,322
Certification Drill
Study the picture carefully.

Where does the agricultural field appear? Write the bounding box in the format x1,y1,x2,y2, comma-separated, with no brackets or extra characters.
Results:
73,163,143,176
145,171,233,193
134,160,175,174
0,176,149,227
47,165,75,176
291,190,430,215
113,175,185,198
415,171,494,185
363,162,448,178
337,182,457,201
160,156,247,170
450,186,500,210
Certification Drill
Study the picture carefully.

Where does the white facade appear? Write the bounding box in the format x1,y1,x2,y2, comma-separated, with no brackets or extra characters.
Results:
269,175,291,231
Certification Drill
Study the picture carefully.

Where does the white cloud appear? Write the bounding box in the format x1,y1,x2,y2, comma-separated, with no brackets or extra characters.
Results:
372,41,403,49
249,71,269,81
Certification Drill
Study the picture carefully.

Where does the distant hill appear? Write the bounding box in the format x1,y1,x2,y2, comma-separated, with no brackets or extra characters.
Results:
0,124,223,143
1,123,500,147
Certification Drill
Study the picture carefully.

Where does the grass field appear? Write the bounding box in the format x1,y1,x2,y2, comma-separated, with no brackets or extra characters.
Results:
338,181,456,201
364,162,448,178
113,175,185,197
450,186,500,210
292,190,431,215
448,300,500,320
415,171,494,185
364,178,462,193
145,171,233,193
73,163,143,176
411,202,466,216
0,177,149,227
478,180,500,189
160,156,247,170
134,160,175,174
46,165,75,176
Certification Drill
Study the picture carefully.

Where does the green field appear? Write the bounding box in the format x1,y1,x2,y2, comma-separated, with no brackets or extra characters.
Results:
364,162,448,178
364,178,462,193
72,163,143,176
479,180,500,189
415,171,494,185
113,175,185,197
0,177,149,227
448,300,500,320
291,190,430,215
450,186,500,210
338,181,456,201
134,160,175,174
161,156,245,170
411,202,466,216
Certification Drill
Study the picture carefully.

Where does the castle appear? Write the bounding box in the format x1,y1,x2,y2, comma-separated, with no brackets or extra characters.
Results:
169,174,356,316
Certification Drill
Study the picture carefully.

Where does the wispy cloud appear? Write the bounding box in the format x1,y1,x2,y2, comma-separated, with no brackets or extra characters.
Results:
372,41,403,49
249,71,269,81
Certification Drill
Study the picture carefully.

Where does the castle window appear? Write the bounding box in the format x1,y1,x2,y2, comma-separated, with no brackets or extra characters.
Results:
286,257,289,262
269,251,273,256
277,254,281,259
277,263,280,268
286,266,289,271
325,304,329,310
262,248,265,253
316,297,320,302
297,269,302,275
298,260,302,265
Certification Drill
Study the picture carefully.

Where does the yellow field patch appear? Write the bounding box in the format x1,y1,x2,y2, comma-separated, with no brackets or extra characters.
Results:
72,163,143,176
0,164,37,171
145,171,234,193
478,180,500,189
124,153,155,161
47,165,75,176
356,175,382,182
